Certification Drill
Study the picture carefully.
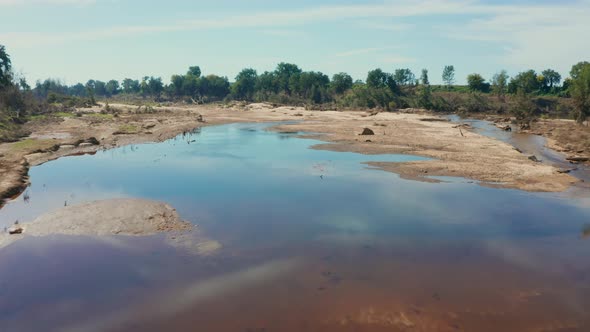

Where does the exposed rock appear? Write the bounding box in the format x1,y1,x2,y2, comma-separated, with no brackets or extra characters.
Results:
196,114,205,122
496,124,512,132
143,122,157,129
8,226,23,235
78,142,93,147
360,128,375,136
520,123,531,130
59,145,76,150
528,155,541,163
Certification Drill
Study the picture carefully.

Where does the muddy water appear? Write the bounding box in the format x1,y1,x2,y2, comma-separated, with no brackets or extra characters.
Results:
1,123,589,332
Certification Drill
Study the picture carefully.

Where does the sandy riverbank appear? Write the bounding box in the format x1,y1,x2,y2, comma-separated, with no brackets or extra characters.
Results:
0,103,581,207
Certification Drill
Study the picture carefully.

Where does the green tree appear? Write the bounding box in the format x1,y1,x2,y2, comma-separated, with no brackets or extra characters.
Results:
122,79,140,94
467,73,489,92
147,77,164,99
292,71,329,100
94,80,107,96
511,88,536,123
69,83,86,96
393,68,415,86
187,66,202,78
232,68,258,101
508,70,540,94
201,75,229,100
275,63,302,95
420,69,429,85
570,64,590,124
140,76,149,97
541,69,561,91
105,80,120,97
0,45,12,88
570,61,590,80
417,84,433,109
170,74,185,97
491,70,509,98
442,65,455,88
255,71,278,97
331,72,353,94
367,69,397,92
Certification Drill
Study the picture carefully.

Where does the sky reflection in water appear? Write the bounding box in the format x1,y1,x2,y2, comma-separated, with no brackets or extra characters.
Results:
0,122,589,331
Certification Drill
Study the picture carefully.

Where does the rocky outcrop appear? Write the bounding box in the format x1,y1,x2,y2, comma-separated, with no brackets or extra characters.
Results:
360,128,375,135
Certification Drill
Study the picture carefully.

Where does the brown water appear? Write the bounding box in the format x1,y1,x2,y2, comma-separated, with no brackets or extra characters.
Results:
0,123,589,332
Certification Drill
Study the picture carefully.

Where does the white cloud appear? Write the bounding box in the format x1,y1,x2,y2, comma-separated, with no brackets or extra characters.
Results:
1,0,589,71
441,1,590,72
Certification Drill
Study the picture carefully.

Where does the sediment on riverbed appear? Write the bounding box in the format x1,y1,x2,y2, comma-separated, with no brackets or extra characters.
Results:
0,103,581,205
0,198,221,255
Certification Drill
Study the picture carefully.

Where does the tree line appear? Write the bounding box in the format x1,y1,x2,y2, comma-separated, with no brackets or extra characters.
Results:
1,43,590,135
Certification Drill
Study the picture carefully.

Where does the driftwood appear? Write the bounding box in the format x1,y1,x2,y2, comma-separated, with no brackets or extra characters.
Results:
566,156,589,162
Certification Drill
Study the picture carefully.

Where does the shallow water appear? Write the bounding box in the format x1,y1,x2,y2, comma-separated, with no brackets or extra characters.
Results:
1,122,589,332
446,114,590,183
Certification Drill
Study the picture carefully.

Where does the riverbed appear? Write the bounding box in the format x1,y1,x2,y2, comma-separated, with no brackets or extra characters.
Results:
0,122,589,332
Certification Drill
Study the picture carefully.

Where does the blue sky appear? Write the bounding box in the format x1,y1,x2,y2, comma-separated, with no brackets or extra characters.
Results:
1,0,589,85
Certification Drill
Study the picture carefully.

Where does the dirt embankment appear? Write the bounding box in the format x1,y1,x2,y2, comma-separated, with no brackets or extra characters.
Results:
472,114,590,165
528,119,590,162
0,103,581,203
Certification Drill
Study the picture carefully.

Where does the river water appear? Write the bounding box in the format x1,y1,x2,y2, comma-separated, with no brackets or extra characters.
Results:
0,122,589,332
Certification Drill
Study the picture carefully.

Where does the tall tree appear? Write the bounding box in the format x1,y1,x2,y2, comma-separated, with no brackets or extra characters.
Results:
0,45,11,88
201,75,230,100
541,69,561,90
140,77,149,97
122,78,140,94
96,81,107,96
105,80,120,97
491,70,509,99
147,77,164,99
393,68,415,86
187,66,202,78
275,63,302,95
570,61,590,80
570,63,590,124
367,69,397,92
467,73,489,92
420,69,429,85
367,69,388,89
508,70,540,94
331,72,353,94
232,68,258,101
170,75,185,97
442,65,455,88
